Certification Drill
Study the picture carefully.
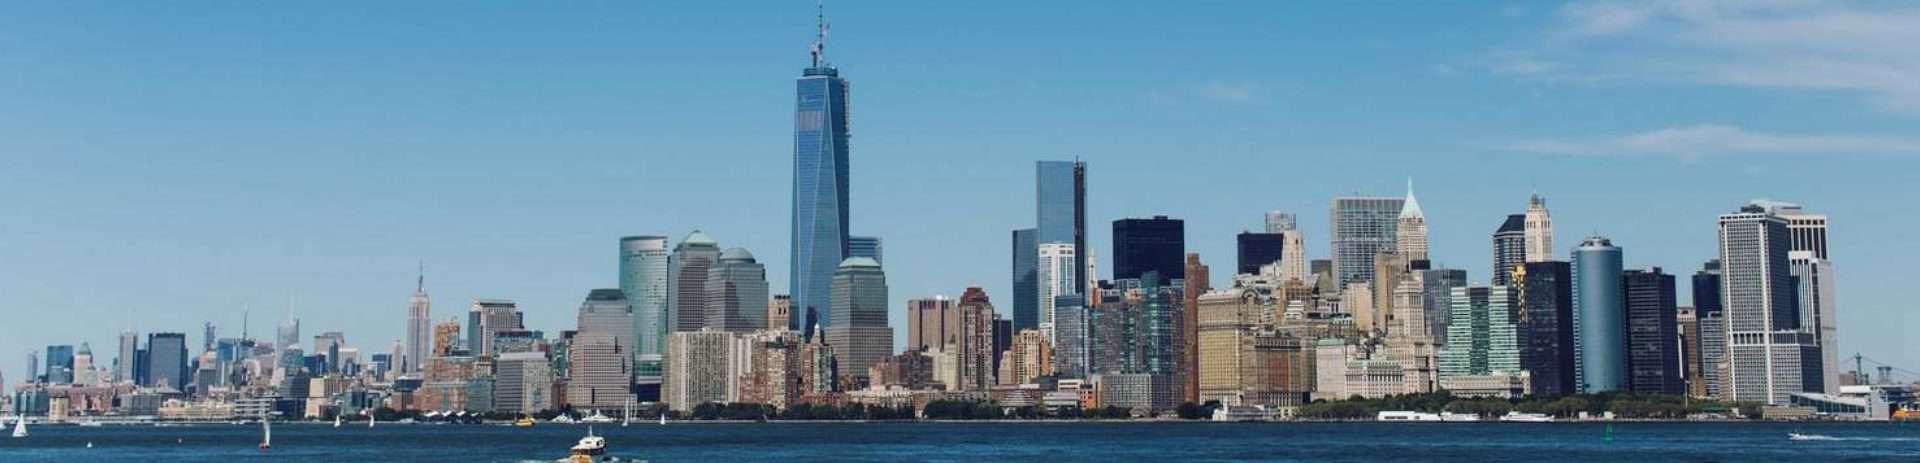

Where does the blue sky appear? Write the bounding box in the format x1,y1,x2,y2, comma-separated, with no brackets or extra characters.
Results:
4,1,1918,382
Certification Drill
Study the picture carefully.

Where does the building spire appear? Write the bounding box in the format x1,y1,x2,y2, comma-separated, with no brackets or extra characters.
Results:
1399,177,1424,219
417,260,426,293
811,1,830,68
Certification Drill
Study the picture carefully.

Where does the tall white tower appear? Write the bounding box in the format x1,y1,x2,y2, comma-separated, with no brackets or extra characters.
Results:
1395,179,1429,262
1525,193,1554,263
404,263,431,374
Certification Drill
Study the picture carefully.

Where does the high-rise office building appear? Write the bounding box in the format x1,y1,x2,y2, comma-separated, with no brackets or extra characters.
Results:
471,300,522,357
1719,203,1822,404
1573,236,1625,393
1050,294,1090,379
1182,254,1209,405
1280,227,1308,283
44,345,74,385
569,289,634,412
705,248,770,333
1012,228,1039,333
1037,242,1077,343
1761,201,1838,392
1524,194,1554,263
669,230,722,333
145,333,188,390
1114,216,1185,281
1693,259,1725,397
847,236,882,264
1329,196,1404,285
1420,268,1469,346
1624,267,1682,394
277,317,300,358
619,235,670,368
406,264,432,374
1438,286,1521,379
1236,232,1285,275
1264,211,1296,234
1515,261,1575,397
907,295,957,352
827,257,891,384
1395,181,1429,262
1491,214,1527,286
1037,160,1087,294
956,287,997,391
1677,306,1704,397
115,331,138,384
790,15,853,334
493,351,553,415
663,329,735,412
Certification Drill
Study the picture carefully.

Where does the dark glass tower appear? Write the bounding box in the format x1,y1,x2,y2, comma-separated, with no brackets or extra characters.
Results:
145,332,189,390
1036,161,1087,293
1012,228,1039,331
1624,267,1682,394
1492,214,1527,286
1113,216,1185,281
1235,232,1285,275
790,15,852,332
1516,261,1575,397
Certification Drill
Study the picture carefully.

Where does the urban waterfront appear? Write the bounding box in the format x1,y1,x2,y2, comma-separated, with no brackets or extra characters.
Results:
3,422,1919,462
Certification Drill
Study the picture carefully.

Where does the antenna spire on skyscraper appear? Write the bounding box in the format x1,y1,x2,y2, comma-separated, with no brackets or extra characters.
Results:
811,1,830,68
417,260,425,293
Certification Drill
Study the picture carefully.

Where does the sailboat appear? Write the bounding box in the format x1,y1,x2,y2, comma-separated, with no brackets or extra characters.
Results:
258,419,272,451
621,398,633,427
11,416,27,438
334,415,343,428
658,412,666,426
368,412,376,428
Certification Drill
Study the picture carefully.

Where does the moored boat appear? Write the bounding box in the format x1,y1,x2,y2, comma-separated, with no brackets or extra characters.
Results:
1499,411,1555,423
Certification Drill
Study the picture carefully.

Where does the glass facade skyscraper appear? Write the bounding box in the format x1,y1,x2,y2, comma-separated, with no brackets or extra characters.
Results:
1624,267,1682,395
1012,228,1038,332
1036,160,1086,294
1516,261,1575,397
145,333,188,390
791,46,852,333
1329,197,1404,285
1492,214,1527,286
1113,216,1185,281
1573,236,1625,393
619,235,669,363
1235,232,1285,275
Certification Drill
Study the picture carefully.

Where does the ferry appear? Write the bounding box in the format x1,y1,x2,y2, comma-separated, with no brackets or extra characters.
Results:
1439,412,1481,422
1499,411,1556,423
516,417,537,428
1377,411,1441,422
567,428,607,463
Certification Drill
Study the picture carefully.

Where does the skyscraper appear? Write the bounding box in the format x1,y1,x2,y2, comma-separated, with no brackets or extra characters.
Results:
1329,196,1404,285
1012,228,1039,332
1515,261,1575,397
956,287,997,391
1279,221,1309,283
1719,203,1822,404
1763,201,1838,392
1439,286,1521,380
44,345,73,384
1264,211,1296,234
1182,254,1209,404
1573,236,1625,393
1037,242,1077,343
471,300,522,357
1037,160,1087,294
619,235,670,369
790,11,853,334
1491,214,1527,286
907,295,957,352
569,289,635,412
1050,294,1090,379
1524,193,1554,263
705,248,770,333
1624,267,1682,394
115,330,138,384
848,235,883,264
1395,180,1429,263
1113,216,1185,281
669,230,722,333
145,333,188,390
1235,232,1285,275
827,257,891,384
405,264,431,374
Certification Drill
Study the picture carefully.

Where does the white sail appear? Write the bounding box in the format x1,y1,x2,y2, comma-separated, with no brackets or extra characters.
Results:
261,419,272,447
334,416,342,428
369,413,376,428
11,416,27,438
658,412,666,426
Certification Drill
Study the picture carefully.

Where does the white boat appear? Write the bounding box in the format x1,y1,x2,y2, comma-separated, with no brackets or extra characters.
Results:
567,427,608,463
1377,411,1440,422
550,414,577,424
78,418,104,427
658,412,666,426
1439,412,1482,422
12,416,28,438
580,411,617,424
334,416,342,428
369,412,376,428
622,397,632,427
1500,411,1556,423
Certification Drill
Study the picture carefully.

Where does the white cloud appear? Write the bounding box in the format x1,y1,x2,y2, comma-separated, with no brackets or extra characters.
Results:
1508,124,1920,157
1503,1,1920,112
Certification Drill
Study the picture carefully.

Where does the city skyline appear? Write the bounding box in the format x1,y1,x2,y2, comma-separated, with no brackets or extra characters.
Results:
4,2,1920,382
